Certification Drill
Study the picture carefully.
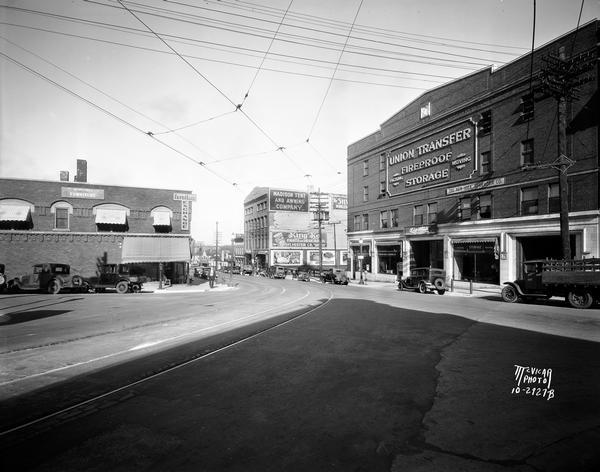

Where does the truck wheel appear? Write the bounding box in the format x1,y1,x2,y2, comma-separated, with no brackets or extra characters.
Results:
116,281,129,294
501,285,519,303
433,278,445,291
47,280,61,295
567,290,593,309
418,281,427,294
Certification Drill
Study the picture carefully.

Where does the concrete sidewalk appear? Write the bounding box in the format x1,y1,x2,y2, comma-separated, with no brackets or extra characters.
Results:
143,280,238,294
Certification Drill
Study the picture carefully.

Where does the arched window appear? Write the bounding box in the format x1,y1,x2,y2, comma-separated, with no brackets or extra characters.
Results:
0,199,34,230
93,203,130,232
151,206,173,233
50,201,74,230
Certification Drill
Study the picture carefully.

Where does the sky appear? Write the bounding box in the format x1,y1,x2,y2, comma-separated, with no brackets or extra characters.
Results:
1,0,598,243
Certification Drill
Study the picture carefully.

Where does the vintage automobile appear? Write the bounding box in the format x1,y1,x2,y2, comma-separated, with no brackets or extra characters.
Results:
8,263,86,294
398,267,446,295
0,263,6,293
297,271,311,282
272,266,286,279
85,264,146,294
320,269,349,285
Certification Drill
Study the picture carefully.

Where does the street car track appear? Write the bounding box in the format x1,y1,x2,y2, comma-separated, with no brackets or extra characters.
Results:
0,287,334,438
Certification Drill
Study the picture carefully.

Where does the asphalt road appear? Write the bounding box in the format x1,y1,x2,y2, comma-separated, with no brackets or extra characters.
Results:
1,276,599,471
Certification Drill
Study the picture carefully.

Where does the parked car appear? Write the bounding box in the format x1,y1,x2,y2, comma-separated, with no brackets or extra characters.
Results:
242,264,254,275
0,263,6,293
272,266,286,279
398,267,446,295
297,271,310,282
231,266,241,275
85,264,146,294
320,269,349,285
8,263,86,294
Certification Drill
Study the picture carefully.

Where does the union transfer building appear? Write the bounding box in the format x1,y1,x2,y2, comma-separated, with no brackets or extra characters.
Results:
346,21,599,285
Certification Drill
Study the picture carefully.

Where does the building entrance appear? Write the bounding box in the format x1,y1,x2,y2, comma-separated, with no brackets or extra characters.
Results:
517,234,577,277
453,240,499,284
410,240,443,268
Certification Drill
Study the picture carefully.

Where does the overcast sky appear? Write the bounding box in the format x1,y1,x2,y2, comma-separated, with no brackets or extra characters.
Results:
1,0,597,242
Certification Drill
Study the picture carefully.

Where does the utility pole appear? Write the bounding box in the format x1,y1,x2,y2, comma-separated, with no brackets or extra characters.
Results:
215,221,219,269
317,188,323,277
524,46,584,260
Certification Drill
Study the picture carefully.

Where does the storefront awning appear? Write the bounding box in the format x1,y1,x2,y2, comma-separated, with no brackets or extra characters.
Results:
452,238,497,244
152,212,171,226
0,204,30,221
121,236,191,263
95,208,127,225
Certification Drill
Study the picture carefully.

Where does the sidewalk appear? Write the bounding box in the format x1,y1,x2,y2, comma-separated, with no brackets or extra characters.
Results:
143,280,238,294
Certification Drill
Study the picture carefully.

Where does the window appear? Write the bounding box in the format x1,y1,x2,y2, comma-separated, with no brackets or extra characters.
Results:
479,110,492,135
459,198,471,221
480,151,492,174
354,215,361,231
380,210,389,229
548,183,560,213
362,214,369,231
379,181,386,197
379,154,386,171
391,209,399,228
413,205,424,225
521,186,538,215
477,194,492,219
427,202,437,224
420,102,431,119
363,185,369,202
521,139,534,166
520,93,534,121
363,160,369,176
55,208,69,229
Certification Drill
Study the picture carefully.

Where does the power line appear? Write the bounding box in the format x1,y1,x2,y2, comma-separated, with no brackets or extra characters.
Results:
0,50,236,186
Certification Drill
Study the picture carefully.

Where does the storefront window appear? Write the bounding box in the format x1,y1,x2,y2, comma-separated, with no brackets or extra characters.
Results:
453,240,499,284
377,244,401,275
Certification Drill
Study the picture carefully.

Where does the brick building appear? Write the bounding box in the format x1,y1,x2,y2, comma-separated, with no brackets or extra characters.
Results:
347,21,599,284
0,176,194,283
244,187,348,270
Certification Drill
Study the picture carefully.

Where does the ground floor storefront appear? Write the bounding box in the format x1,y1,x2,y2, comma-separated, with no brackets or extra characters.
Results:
348,211,600,284
244,249,349,271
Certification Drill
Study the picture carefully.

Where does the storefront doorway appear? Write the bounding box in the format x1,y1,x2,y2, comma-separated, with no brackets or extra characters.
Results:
410,240,443,268
376,243,402,275
517,234,577,277
453,240,499,284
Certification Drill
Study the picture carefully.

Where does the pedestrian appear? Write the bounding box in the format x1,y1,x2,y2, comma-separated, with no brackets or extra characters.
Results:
209,267,216,288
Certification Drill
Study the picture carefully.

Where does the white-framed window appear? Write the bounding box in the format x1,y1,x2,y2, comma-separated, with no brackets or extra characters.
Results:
363,160,369,176
459,198,471,221
354,215,361,231
427,202,437,224
390,209,399,228
521,139,534,166
363,185,369,202
521,186,538,215
50,201,73,230
480,151,492,174
420,102,431,119
380,210,389,229
413,205,424,225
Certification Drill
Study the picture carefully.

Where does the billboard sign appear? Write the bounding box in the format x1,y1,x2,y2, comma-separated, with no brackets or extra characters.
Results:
272,231,326,248
331,194,348,210
387,121,475,195
272,250,303,265
269,189,308,212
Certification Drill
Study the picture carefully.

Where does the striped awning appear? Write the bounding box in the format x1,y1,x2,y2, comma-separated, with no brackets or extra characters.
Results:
0,204,30,221
121,236,190,263
95,208,127,225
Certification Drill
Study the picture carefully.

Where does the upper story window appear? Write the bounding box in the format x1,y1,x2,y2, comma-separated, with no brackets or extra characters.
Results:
521,139,534,166
362,214,369,231
478,110,492,136
390,209,399,228
477,194,492,219
0,198,34,230
379,181,386,198
458,198,471,221
362,185,369,202
427,202,437,224
50,201,73,230
362,160,369,176
413,205,424,225
480,151,492,175
151,206,173,233
521,186,539,215
548,183,560,213
94,203,129,232
354,215,361,232
420,102,431,119
380,210,389,229
520,93,534,121
379,154,386,171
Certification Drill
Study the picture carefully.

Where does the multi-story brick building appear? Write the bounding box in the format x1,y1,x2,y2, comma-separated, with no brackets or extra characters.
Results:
0,173,194,283
347,20,599,284
244,187,348,271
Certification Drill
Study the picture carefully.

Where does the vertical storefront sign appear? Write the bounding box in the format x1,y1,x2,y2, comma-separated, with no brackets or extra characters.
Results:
181,200,190,231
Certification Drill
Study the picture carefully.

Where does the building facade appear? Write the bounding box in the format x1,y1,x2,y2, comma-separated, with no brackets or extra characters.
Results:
347,21,599,284
0,177,194,283
244,187,348,270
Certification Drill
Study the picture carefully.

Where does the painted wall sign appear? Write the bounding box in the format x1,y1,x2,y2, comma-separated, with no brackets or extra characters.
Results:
405,225,437,236
173,192,197,201
272,231,326,248
269,189,308,212
61,187,105,200
387,122,475,195
271,250,303,265
332,194,348,210
181,200,190,231
446,177,505,195
307,250,336,265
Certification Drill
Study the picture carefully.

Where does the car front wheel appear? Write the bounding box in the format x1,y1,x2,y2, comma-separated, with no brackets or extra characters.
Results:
418,281,427,294
501,285,519,303
47,280,61,294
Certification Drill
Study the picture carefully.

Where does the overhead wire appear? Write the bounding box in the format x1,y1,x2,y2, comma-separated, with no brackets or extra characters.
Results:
0,50,236,186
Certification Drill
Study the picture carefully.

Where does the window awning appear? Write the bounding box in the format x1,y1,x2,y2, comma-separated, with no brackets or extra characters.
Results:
0,204,30,221
121,236,191,263
452,238,497,244
96,208,127,225
152,212,171,226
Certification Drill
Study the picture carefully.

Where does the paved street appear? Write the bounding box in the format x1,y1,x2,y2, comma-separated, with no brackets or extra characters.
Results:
1,276,599,471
